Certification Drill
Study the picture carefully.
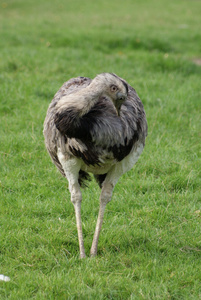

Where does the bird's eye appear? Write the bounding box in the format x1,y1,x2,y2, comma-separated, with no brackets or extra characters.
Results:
110,85,118,92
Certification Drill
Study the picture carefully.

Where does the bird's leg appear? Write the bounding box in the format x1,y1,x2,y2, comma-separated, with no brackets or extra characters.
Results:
90,182,114,257
90,144,144,257
58,154,86,258
70,184,86,259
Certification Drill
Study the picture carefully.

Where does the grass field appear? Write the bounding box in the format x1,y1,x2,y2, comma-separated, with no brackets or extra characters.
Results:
0,0,201,298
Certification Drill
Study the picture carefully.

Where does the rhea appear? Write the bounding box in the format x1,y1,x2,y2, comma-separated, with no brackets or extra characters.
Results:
43,73,147,258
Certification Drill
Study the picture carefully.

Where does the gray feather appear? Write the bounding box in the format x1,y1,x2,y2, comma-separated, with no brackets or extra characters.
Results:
43,74,147,182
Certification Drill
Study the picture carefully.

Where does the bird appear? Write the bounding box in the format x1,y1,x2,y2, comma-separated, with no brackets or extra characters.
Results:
43,73,147,258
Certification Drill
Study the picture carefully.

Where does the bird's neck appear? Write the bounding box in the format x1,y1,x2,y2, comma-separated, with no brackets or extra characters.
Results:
56,83,103,117
77,85,102,116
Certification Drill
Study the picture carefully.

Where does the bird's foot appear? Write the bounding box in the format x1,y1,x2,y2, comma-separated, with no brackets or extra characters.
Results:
90,253,97,258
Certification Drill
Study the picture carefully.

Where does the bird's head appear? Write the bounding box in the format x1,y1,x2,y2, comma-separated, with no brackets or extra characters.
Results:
91,73,128,115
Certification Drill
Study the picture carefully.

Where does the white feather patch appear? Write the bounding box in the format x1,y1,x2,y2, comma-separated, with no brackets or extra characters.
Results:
0,274,10,282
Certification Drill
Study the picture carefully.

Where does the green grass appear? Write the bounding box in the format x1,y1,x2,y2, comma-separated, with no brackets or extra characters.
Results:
0,0,201,298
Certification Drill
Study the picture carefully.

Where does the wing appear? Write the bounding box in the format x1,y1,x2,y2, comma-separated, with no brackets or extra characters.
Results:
53,79,147,165
43,76,92,176
44,75,148,172
86,83,147,162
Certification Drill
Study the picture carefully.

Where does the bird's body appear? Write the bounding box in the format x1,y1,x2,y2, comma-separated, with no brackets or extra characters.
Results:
43,73,147,258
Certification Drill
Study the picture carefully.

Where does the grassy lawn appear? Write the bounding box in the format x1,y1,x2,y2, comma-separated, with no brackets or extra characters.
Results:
0,0,201,298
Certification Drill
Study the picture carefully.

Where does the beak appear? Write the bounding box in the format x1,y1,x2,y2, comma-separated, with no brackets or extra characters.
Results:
112,101,122,116
117,92,126,101
111,101,120,116
116,102,122,116
115,92,126,116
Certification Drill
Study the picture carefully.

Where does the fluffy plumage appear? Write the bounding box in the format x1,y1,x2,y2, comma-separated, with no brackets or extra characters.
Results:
43,73,147,258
